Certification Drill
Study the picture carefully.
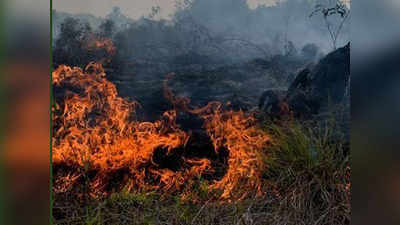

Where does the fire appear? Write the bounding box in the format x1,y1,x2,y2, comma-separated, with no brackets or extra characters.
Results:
92,39,116,56
200,108,269,199
82,37,117,64
53,63,270,201
84,37,116,56
164,75,270,200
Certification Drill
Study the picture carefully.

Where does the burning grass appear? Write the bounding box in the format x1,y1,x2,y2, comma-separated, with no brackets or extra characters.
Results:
52,62,270,201
52,62,350,225
53,118,350,225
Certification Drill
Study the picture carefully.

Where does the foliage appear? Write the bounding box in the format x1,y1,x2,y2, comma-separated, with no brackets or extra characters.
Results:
99,19,115,38
310,0,350,50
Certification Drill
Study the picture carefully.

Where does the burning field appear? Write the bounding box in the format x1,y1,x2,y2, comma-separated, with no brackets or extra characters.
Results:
52,7,350,222
52,62,271,201
52,60,350,225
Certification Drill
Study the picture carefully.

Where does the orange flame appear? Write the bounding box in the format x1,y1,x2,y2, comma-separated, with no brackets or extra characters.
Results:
83,37,117,64
92,39,116,56
84,36,116,56
53,63,270,200
164,75,270,200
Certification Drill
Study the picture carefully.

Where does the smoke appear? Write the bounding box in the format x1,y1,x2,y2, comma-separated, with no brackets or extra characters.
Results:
54,0,350,55
51,0,350,121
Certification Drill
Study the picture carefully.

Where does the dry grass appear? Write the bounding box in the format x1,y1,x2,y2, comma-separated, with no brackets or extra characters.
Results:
53,116,350,225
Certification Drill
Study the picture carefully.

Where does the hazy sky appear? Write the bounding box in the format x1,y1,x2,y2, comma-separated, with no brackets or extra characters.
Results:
53,0,280,19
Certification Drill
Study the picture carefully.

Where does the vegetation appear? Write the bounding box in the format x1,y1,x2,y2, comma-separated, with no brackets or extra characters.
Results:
310,0,350,50
53,113,350,225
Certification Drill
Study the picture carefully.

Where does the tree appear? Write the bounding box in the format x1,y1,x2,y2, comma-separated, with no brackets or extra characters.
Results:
53,17,88,66
106,6,131,30
148,6,161,20
310,0,350,50
99,19,115,38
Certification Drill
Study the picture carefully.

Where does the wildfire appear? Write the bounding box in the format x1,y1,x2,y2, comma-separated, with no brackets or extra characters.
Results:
92,39,116,56
53,63,270,201
83,37,117,64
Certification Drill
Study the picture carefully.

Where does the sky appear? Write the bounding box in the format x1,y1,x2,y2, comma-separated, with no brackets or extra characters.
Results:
53,0,281,19
53,0,351,20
